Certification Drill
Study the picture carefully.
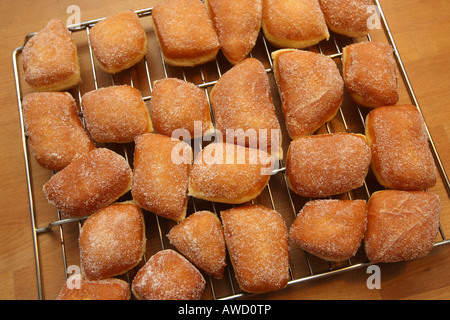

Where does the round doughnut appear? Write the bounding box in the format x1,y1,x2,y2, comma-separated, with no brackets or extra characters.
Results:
210,58,283,159
81,85,153,143
365,190,441,263
205,0,262,65
22,92,95,171
150,78,213,139
166,211,226,279
56,274,130,300
89,11,148,74
152,0,221,67
289,199,367,261
365,105,437,190
343,41,399,108
272,49,344,140
319,0,372,38
22,19,81,92
286,133,372,198
221,204,290,294
43,148,133,218
262,0,329,49
131,249,206,300
79,202,146,280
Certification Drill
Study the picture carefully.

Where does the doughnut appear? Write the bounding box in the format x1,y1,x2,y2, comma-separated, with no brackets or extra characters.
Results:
150,78,213,139
365,190,441,263
319,0,372,38
166,211,226,279
343,41,399,108
152,0,221,67
132,133,192,222
89,11,148,74
221,204,290,293
286,133,371,198
81,85,153,143
43,148,133,218
272,49,344,140
205,0,262,65
132,249,206,300
210,58,282,158
22,19,80,92
262,0,329,49
22,92,95,171
188,142,274,204
79,202,146,280
289,199,367,261
56,274,130,300
365,105,437,190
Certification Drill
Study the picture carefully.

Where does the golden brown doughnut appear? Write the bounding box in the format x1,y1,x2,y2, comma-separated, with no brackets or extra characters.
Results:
262,0,329,49
43,148,133,218
319,0,372,38
22,92,95,171
188,142,274,204
79,202,146,280
89,11,148,74
221,204,290,293
132,133,192,222
365,105,437,190
210,58,282,158
205,0,262,65
22,19,80,92
343,41,399,108
81,85,153,143
167,211,226,279
132,249,206,300
365,190,441,263
150,78,213,139
289,199,367,261
286,133,371,198
272,49,344,140
152,0,221,67
56,274,130,300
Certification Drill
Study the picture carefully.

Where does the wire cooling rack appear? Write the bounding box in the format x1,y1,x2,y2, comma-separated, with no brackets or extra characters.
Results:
12,0,450,300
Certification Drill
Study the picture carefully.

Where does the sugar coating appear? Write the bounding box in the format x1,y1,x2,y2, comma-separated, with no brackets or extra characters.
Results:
132,249,206,300
221,204,289,293
365,190,441,263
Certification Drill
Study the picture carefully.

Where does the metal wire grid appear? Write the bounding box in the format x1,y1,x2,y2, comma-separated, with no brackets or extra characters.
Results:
12,0,450,300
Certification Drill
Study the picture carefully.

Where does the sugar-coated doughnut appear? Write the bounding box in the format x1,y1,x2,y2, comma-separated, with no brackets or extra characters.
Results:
22,92,95,171
81,85,153,143
221,204,289,293
319,0,372,38
132,133,192,222
289,199,367,261
22,19,80,92
167,211,226,279
132,249,206,300
365,190,441,263
56,274,130,300
152,0,221,67
343,41,399,108
188,142,274,204
150,78,213,139
210,58,282,158
79,202,146,280
262,0,329,49
272,49,344,140
205,0,262,65
89,11,148,74
365,105,437,190
286,133,371,198
43,148,133,218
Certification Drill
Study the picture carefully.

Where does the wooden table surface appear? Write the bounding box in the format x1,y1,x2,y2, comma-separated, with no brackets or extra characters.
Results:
1,0,450,300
